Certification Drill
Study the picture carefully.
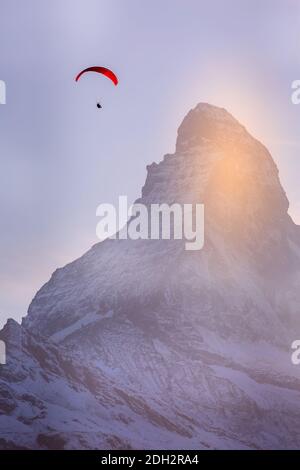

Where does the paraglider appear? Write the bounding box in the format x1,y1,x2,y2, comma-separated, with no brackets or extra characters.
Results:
75,66,118,109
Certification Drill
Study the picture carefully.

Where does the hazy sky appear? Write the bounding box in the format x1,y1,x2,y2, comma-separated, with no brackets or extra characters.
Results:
0,0,300,327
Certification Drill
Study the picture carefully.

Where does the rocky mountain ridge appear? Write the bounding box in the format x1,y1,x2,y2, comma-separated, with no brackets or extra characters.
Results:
1,103,300,449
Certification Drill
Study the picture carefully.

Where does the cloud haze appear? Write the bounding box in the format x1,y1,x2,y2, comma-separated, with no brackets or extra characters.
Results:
0,0,300,326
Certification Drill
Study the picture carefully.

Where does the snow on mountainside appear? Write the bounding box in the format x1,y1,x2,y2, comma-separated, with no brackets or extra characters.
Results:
1,103,300,449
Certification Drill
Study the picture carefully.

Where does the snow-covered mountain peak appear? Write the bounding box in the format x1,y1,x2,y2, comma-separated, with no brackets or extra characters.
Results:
23,103,298,341
176,102,250,153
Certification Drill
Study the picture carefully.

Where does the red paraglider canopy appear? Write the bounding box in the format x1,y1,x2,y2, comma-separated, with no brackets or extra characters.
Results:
75,66,118,86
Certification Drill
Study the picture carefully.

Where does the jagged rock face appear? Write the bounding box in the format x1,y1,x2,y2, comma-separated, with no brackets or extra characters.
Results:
1,103,300,449
145,104,291,251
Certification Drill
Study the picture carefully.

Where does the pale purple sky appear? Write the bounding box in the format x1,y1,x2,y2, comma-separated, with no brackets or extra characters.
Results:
0,0,300,327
